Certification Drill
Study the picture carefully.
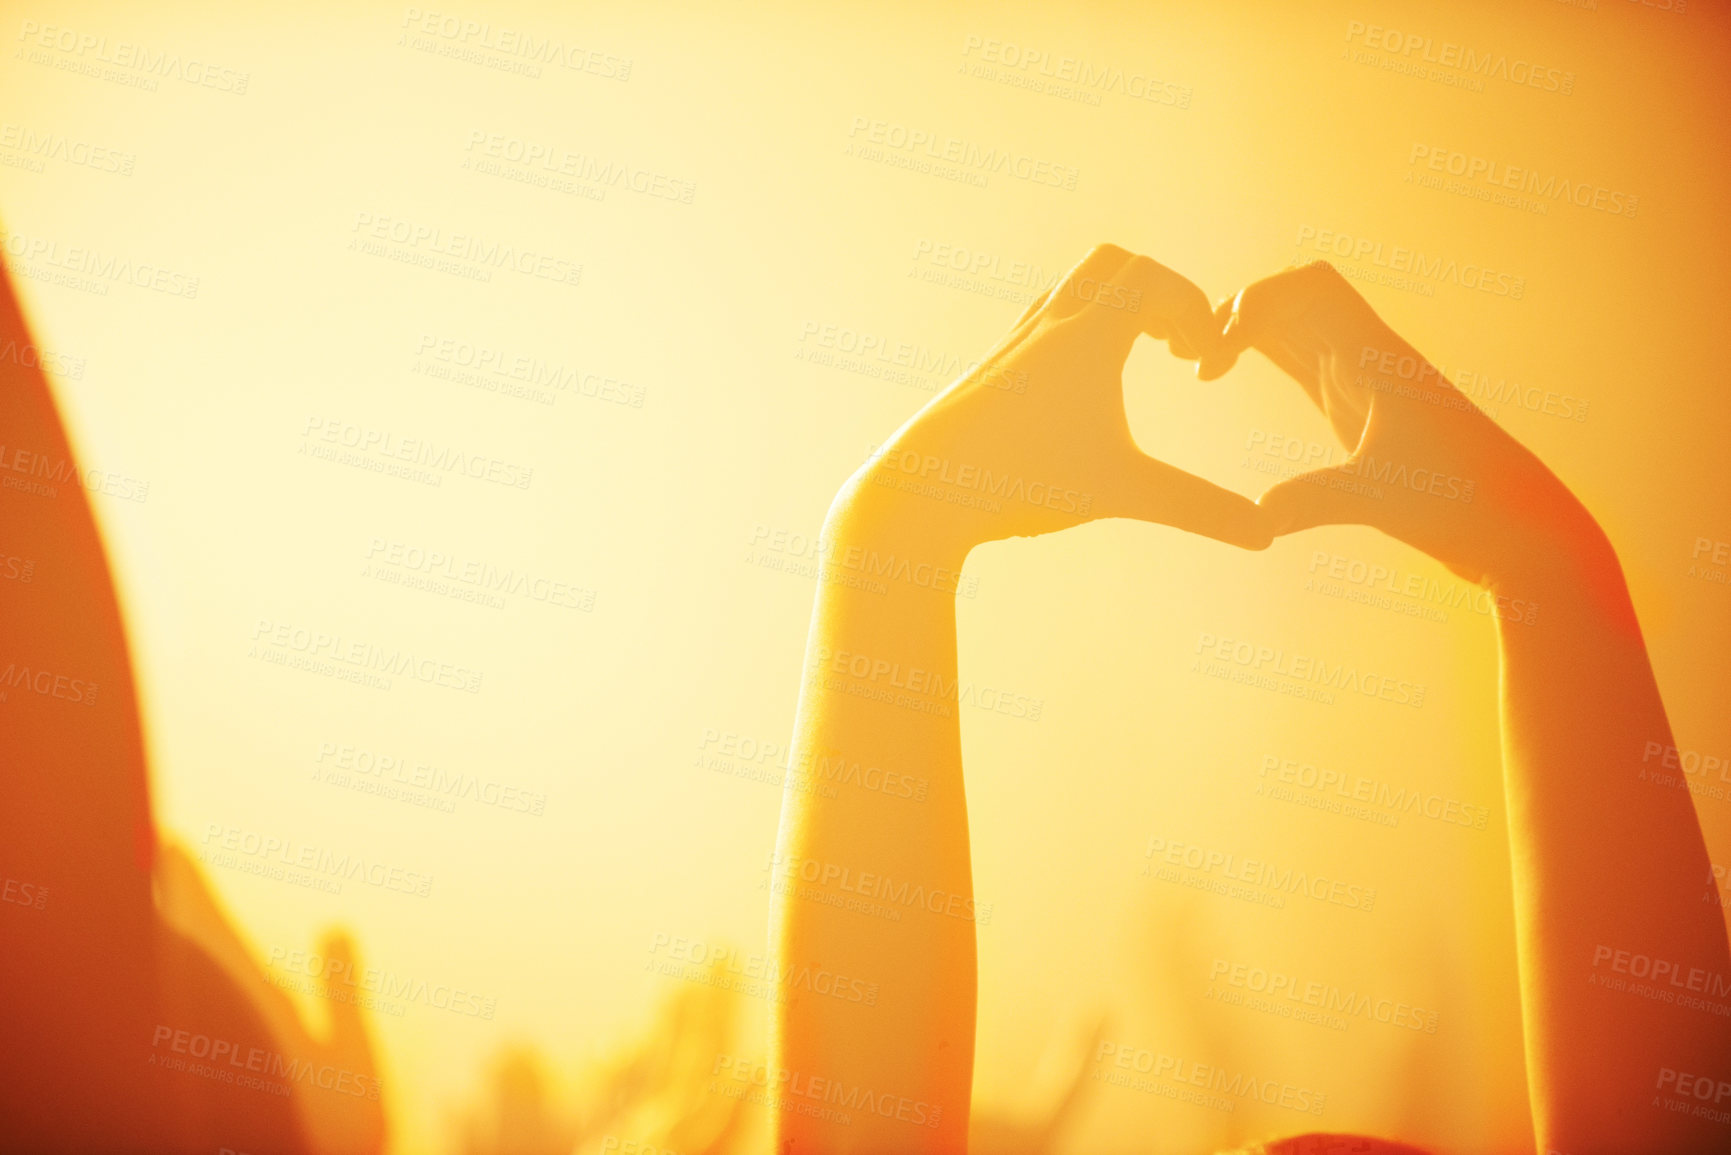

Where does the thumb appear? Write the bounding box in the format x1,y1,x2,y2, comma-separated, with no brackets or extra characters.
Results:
1195,297,1242,381
1258,462,1385,536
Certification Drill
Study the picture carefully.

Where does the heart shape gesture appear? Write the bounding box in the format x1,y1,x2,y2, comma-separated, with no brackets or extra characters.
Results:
776,245,1731,1155
835,242,1271,556
1201,261,1602,600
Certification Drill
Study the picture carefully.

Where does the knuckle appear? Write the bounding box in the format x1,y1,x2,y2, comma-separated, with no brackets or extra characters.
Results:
1303,260,1353,296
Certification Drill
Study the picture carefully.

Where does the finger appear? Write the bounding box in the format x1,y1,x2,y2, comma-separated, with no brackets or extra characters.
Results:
152,840,312,1042
1257,463,1385,537
154,841,253,963
1010,282,1059,331
1050,243,1137,313
1196,297,1240,381
1111,256,1219,362
1199,263,1339,381
998,243,1132,351
1067,253,1219,367
1099,454,1273,550
317,929,375,1056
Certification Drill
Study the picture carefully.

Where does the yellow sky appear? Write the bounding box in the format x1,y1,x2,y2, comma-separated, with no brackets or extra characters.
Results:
4,2,1729,1151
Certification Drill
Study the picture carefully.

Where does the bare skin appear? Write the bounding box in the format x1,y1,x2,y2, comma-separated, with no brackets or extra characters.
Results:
771,251,1731,1154
768,244,1271,1154
1208,261,1731,1154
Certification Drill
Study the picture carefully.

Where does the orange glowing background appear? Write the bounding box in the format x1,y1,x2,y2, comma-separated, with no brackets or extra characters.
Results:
3,1,1729,1152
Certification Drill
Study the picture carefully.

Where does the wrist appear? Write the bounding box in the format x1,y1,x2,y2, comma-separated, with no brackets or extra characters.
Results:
822,463,976,575
1488,512,1640,640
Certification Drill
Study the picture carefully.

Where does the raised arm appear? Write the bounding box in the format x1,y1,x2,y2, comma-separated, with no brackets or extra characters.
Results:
767,245,1270,1153
1209,262,1731,1154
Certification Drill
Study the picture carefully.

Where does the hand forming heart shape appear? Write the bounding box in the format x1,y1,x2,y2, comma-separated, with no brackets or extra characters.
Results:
778,242,1721,1155
843,243,1605,611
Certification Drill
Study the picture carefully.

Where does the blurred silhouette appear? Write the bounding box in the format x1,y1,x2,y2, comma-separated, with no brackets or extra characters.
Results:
0,250,384,1155
966,1020,1102,1155
443,962,1092,1155
454,1045,577,1155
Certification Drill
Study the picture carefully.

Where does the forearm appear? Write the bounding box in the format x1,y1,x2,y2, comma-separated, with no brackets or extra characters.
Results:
1493,536,1731,1152
768,487,978,1153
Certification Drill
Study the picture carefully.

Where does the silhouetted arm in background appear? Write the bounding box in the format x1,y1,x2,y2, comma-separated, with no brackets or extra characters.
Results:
768,244,1271,1154
1208,261,1731,1155
0,253,384,1155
